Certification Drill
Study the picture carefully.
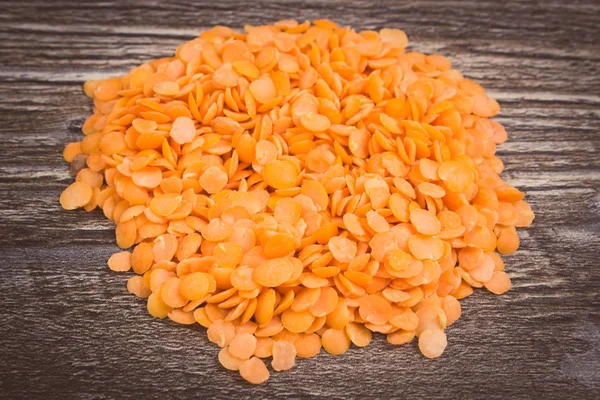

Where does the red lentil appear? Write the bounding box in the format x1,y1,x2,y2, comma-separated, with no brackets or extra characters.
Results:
61,20,534,384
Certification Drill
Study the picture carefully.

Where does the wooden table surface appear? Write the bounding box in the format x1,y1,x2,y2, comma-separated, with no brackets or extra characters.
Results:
1,1,599,398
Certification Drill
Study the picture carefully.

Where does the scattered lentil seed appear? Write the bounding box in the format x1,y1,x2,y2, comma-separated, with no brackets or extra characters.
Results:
345,322,372,347
484,271,512,295
219,347,246,371
61,20,534,384
418,328,448,359
207,319,236,348
228,333,257,360
271,340,297,371
239,357,270,384
107,251,132,272
127,276,152,298
294,333,322,358
60,181,93,210
321,328,351,355
254,337,275,358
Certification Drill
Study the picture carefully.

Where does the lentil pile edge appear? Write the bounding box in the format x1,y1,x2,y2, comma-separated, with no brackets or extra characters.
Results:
60,19,535,384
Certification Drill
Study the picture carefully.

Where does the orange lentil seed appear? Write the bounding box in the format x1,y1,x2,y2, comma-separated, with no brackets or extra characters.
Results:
321,328,351,355
418,328,448,359
346,322,372,347
107,251,131,272
294,333,322,358
239,357,270,385
219,347,245,371
228,333,257,360
254,337,275,358
60,181,93,210
271,340,297,371
127,276,152,298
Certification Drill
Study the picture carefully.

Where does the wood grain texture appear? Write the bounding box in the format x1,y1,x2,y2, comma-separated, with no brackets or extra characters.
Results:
0,0,599,398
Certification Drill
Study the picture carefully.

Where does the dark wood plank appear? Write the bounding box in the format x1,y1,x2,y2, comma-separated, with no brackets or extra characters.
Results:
1,0,599,399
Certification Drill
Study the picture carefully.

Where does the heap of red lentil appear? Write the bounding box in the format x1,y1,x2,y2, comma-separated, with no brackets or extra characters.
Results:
61,20,534,384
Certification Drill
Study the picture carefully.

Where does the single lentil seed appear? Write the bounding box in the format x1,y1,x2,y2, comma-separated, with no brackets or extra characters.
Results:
418,328,448,359
219,347,245,371
107,251,131,272
239,357,270,385
271,340,297,371
228,333,257,360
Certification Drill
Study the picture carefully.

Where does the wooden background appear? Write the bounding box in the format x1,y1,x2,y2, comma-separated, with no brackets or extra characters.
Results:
0,0,599,398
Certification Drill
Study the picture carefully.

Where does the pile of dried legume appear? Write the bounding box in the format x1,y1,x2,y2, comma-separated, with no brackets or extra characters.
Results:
61,20,534,384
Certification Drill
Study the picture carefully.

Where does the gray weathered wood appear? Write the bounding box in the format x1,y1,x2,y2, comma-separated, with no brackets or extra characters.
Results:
0,0,599,398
